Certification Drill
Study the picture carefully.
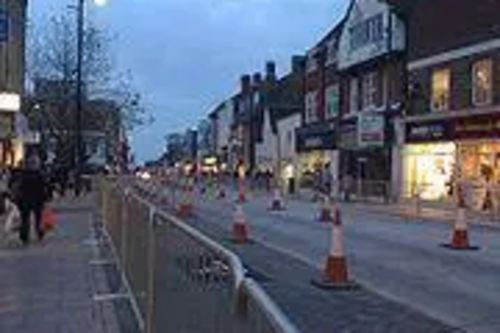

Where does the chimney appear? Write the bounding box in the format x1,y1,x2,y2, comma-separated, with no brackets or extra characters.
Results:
252,73,262,87
265,61,276,82
291,55,306,73
240,75,251,93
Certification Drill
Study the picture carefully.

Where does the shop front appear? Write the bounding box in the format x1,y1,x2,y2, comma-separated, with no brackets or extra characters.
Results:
295,121,338,193
403,113,500,209
339,114,392,200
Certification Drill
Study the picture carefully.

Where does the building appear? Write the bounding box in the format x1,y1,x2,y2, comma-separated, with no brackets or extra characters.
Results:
208,99,234,173
337,0,406,201
256,56,304,192
196,118,215,172
0,0,27,167
389,0,500,209
232,62,277,175
165,133,185,167
296,25,342,194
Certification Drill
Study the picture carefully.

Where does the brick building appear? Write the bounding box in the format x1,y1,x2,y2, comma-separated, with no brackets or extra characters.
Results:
390,0,500,208
0,0,27,167
295,24,342,193
337,0,406,201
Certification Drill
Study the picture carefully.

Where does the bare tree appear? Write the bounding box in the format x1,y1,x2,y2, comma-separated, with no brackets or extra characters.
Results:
26,10,148,168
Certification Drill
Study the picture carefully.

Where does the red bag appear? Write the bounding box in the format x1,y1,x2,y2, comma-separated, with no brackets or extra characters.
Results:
42,207,57,232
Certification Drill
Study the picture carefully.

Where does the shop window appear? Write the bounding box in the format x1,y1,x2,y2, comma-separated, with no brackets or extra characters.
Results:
431,68,450,112
305,91,317,123
325,84,339,119
348,78,359,115
362,71,378,111
472,59,493,106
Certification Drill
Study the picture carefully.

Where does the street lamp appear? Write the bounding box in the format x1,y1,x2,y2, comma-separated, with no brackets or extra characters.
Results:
75,0,107,184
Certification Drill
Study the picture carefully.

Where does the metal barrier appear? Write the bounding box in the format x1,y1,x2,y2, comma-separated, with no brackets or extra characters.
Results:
98,178,298,333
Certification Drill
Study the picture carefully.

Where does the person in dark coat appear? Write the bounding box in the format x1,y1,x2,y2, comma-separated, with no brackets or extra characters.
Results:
12,155,49,245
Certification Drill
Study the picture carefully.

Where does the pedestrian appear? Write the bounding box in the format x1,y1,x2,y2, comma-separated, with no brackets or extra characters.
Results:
11,155,50,245
0,168,9,215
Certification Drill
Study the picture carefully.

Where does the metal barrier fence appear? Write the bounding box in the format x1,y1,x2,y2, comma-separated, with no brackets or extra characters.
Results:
98,177,298,333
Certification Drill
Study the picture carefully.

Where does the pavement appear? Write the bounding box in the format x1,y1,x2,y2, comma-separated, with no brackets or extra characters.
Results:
0,194,133,333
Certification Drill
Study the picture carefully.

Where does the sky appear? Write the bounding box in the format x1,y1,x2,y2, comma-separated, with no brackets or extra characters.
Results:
30,0,349,163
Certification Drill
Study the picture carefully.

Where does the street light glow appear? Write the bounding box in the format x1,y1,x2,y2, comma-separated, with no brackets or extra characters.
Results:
94,0,107,6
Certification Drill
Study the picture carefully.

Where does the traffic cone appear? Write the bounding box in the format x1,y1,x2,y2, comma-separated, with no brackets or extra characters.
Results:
313,206,357,289
232,204,250,244
269,188,285,211
177,181,194,218
442,207,479,250
319,195,333,222
442,185,479,250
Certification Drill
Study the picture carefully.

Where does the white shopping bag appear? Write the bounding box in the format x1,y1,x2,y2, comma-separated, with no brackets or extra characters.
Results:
4,200,21,233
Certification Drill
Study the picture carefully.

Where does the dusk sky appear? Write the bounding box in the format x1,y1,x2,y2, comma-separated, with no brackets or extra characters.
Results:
30,0,349,163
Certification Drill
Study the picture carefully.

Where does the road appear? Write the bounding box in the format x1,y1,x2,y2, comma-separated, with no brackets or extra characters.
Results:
159,183,500,333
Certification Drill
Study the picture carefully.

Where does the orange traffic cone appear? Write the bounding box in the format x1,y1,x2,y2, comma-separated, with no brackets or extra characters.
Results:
313,206,357,289
318,194,333,222
177,181,194,218
442,207,479,250
269,188,285,211
232,204,250,244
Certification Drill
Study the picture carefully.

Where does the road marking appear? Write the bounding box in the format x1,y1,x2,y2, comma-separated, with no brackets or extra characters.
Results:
93,293,131,302
258,240,322,270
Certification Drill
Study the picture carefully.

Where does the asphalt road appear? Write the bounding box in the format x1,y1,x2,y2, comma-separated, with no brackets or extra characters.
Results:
176,186,500,333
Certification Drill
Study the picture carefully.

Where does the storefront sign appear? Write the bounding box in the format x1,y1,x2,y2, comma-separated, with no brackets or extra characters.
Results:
296,121,336,152
454,114,500,139
406,120,450,143
358,114,385,147
406,113,500,143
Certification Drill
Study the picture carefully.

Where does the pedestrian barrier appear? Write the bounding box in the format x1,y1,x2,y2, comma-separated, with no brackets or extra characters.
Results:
98,178,298,333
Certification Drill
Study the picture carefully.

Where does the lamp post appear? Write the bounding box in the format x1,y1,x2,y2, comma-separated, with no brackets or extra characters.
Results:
75,0,84,176
75,0,107,187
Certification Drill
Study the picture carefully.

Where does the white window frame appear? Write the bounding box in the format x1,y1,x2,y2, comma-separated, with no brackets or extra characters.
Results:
349,78,359,115
431,68,451,112
325,84,339,119
362,71,377,111
472,58,493,107
305,91,318,123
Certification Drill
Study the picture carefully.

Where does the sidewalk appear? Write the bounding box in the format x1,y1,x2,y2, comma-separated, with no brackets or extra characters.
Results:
0,194,123,333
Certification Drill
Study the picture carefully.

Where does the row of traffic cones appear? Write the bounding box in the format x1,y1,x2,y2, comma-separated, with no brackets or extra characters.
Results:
167,177,479,293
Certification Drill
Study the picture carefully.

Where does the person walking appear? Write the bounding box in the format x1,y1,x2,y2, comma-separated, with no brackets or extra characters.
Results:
12,155,50,245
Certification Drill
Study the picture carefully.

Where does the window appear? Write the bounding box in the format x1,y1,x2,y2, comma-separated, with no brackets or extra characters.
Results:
305,91,318,123
349,13,385,51
472,59,492,106
362,71,377,111
349,78,359,114
325,85,339,119
431,69,450,111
